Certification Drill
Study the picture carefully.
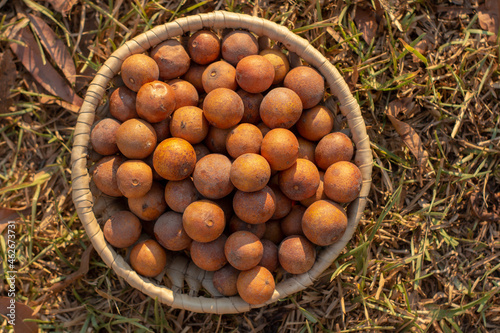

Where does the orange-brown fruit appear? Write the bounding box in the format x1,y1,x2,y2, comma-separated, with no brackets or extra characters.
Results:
225,231,264,270
213,195,235,222
302,199,347,246
283,66,325,109
324,161,362,203
297,137,316,163
235,55,275,93
116,160,153,198
269,185,292,220
258,239,279,272
279,159,320,201
144,153,163,181
182,63,208,93
278,235,316,274
151,117,171,142
259,48,290,85
130,239,167,277
109,86,138,121
230,153,271,192
141,219,156,238
257,122,271,137
121,54,159,92
204,126,231,154
260,128,299,171
237,90,263,124
188,30,221,65
300,171,326,207
192,154,234,199
164,178,199,213
315,132,354,170
193,143,210,161
262,219,284,244
169,106,209,144
150,39,190,80
93,155,125,197
154,211,192,251
202,61,237,93
203,88,244,129
136,80,176,123
90,118,121,155
152,138,196,181
296,105,334,141
116,119,157,159
190,234,228,271
260,87,302,129
229,216,266,238
168,79,199,108
183,200,225,243
280,205,305,236
213,265,239,296
222,30,259,66
128,182,167,221
225,123,263,158
103,211,142,248
233,186,276,224
237,266,275,305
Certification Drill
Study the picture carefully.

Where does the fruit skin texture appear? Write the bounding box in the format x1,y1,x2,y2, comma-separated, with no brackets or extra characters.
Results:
225,123,263,159
297,137,316,163
229,216,266,238
151,118,171,142
150,40,191,80
258,239,279,272
259,48,290,85
103,211,142,248
192,154,234,199
90,118,121,156
93,155,126,197
278,235,316,275
269,184,292,220
109,86,138,122
116,119,157,159
259,87,303,129
168,79,199,109
213,265,240,296
136,81,176,123
128,182,167,221
204,126,231,154
190,234,228,271
278,159,320,201
296,105,334,141
116,160,153,198
237,266,275,305
235,55,275,93
260,128,299,171
153,138,196,181
188,30,221,65
203,88,244,129
233,186,276,225
182,200,225,243
280,205,306,236
121,54,159,92
315,132,354,170
164,178,199,213
324,161,363,203
284,66,325,109
221,30,259,66
202,61,237,93
183,63,208,93
129,239,167,277
230,153,271,193
262,219,285,245
154,211,192,251
302,200,347,246
224,231,264,271
237,90,263,124
300,171,327,207
169,106,209,144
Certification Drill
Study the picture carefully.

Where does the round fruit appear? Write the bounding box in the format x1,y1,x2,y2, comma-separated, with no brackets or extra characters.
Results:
228,216,266,238
192,154,234,199
296,105,334,141
280,205,306,236
93,155,125,197
258,239,279,272
278,159,320,201
121,54,159,92
278,235,316,275
237,90,263,124
259,48,290,84
136,81,176,123
324,161,363,203
183,63,208,92
204,126,231,154
188,30,221,65
237,266,275,305
151,117,170,142
225,231,264,270
152,138,196,181
300,171,326,207
269,185,292,220
154,211,192,251
283,66,325,109
260,128,299,171
109,86,138,122
203,88,244,129
116,160,153,198
302,200,347,246
257,122,271,137
183,200,225,243
221,30,259,66
202,61,237,93
235,55,275,93
168,79,199,108
128,182,167,221
259,87,302,129
213,265,239,296
164,178,199,213
193,143,210,161
262,219,284,244
225,123,263,158
116,119,157,159
315,132,354,170
297,137,316,163
169,106,209,144
150,39,190,80
90,118,121,155
190,234,228,271
233,186,276,224
103,211,142,248
130,239,167,277
230,153,271,192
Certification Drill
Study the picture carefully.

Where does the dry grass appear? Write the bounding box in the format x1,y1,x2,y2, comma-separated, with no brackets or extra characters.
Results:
1,0,499,332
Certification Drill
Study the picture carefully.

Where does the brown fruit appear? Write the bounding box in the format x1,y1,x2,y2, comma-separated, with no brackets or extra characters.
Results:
296,105,334,141
169,106,209,144
280,205,305,236
237,266,275,305
203,88,244,129
213,265,239,296
258,239,279,272
260,128,299,171
262,219,284,244
315,132,354,170
213,195,235,222
116,119,157,159
121,54,159,92
297,137,316,163
225,123,263,158
151,117,171,142
259,49,290,85
154,211,192,251
144,153,163,181
93,155,125,197
164,178,199,213
188,30,221,65
90,118,121,155
228,216,266,238
302,200,347,246
235,55,275,93
237,89,263,124
204,126,231,154
221,30,259,66
103,211,142,248
202,61,237,93
136,80,176,123
230,153,271,192
324,161,362,203
153,138,196,181
150,40,190,80
193,143,210,161
269,185,292,220
260,87,302,129
279,159,320,201
116,160,153,198
233,186,276,224
225,231,264,270
190,234,228,271
168,79,199,108
109,86,138,121
182,63,208,92
257,122,271,137
278,235,316,275
192,154,234,199
283,66,325,109
130,239,167,277
128,182,167,221
300,171,326,207
183,200,225,243
141,219,156,238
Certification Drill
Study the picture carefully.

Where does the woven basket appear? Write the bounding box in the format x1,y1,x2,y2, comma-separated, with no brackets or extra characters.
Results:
71,11,372,314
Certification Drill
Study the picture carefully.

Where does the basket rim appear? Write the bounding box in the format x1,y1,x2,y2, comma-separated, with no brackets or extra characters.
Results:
71,10,373,314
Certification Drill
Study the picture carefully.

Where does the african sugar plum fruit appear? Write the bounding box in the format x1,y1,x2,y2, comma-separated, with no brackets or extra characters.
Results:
221,30,259,66
315,132,354,170
278,158,320,201
121,54,159,92
284,66,325,109
190,234,228,271
168,79,199,109
136,80,176,123
154,211,192,251
269,184,292,220
233,185,276,224
193,143,210,161
225,123,263,158
258,239,279,273
128,182,167,221
116,119,157,159
262,219,284,245
225,231,264,271
183,200,225,243
151,117,170,142
235,55,275,93
259,48,290,85
203,88,244,129
93,155,126,197
213,264,240,296
229,216,266,239
103,211,142,248
297,137,316,163
188,30,221,65
202,61,237,93
192,153,234,199
302,199,347,246
324,161,363,203
300,171,326,207
129,239,167,277
260,128,299,171
281,205,306,236
259,87,302,129
230,153,271,192
109,86,138,122
152,137,196,181
164,178,199,213
278,235,316,275
116,160,153,199
183,63,208,93
90,118,121,156
237,266,275,305
169,106,209,144
204,126,231,154
150,39,190,80
296,105,334,142
237,90,263,124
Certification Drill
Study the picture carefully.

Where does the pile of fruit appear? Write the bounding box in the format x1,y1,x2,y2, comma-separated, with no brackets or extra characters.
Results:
90,29,363,305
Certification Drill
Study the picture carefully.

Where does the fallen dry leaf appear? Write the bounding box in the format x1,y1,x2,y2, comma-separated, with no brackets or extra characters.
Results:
44,0,78,16
0,208,19,235
0,297,38,333
478,0,500,43
470,182,500,222
354,6,378,45
0,51,16,114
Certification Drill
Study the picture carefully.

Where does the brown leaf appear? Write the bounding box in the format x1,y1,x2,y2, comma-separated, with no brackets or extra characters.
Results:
354,7,378,44
44,0,78,16
0,208,18,235
387,97,415,118
0,51,16,114
0,297,39,333
478,0,500,43
27,14,76,85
